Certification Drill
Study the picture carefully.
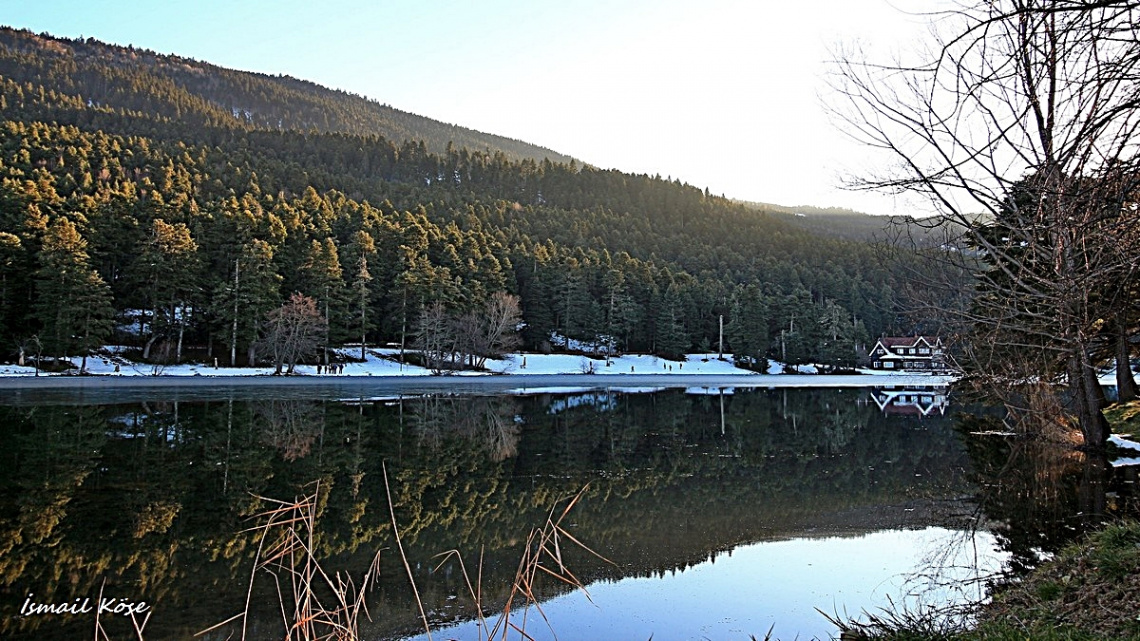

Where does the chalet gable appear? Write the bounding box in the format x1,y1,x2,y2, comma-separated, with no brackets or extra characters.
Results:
872,336,942,356
869,336,946,371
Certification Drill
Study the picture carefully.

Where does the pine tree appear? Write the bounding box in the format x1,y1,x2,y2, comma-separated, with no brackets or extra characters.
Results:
0,231,22,344
726,283,768,371
654,285,688,359
815,298,856,371
558,268,600,345
770,289,818,367
134,218,200,362
602,269,641,353
33,217,114,372
299,237,344,364
211,239,281,366
345,230,375,360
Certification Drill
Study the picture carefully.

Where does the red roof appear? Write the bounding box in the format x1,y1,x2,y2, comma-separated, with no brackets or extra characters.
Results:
878,336,940,348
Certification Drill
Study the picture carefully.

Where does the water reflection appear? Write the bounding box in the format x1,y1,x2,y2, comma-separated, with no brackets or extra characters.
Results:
406,395,521,461
0,384,1126,640
960,413,1140,578
871,385,950,417
415,528,1007,641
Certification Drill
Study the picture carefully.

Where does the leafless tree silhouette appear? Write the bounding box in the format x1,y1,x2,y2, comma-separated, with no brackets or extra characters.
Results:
829,0,1140,447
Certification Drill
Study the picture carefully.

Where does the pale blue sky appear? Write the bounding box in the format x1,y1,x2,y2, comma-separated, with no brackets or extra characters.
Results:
1,0,932,215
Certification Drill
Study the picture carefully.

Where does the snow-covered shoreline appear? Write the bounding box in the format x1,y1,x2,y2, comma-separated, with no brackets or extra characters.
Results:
0,348,956,388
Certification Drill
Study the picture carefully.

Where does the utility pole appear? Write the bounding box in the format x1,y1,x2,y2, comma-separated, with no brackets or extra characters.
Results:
230,258,239,366
718,314,724,358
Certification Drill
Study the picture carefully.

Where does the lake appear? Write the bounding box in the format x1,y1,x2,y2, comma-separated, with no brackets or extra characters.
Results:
0,380,1133,640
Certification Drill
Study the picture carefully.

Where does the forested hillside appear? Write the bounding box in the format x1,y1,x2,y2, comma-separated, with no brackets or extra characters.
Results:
0,27,936,371
0,28,572,165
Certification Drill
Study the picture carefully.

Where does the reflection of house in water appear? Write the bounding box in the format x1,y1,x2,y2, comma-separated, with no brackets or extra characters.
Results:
871,386,950,417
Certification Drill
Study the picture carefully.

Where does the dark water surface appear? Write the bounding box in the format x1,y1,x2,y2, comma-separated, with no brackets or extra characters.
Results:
0,383,1132,640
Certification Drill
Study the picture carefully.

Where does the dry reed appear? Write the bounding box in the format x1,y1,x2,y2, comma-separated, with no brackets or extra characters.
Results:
197,474,603,641
432,484,612,641
198,481,381,641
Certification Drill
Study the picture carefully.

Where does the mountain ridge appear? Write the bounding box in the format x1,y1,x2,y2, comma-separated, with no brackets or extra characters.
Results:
0,26,575,166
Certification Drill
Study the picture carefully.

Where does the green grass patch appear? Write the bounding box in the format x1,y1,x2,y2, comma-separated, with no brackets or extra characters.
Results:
1034,580,1062,601
1087,521,1140,581
962,621,1120,641
1105,399,1140,439
836,522,1140,641
978,520,1140,640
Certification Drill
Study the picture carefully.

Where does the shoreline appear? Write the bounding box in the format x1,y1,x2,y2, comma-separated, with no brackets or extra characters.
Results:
0,373,956,406
0,372,954,388
0,348,958,395
2,346,962,387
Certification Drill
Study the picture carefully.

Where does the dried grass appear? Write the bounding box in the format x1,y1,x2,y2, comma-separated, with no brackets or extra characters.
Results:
198,474,604,641
430,484,612,641
198,482,381,641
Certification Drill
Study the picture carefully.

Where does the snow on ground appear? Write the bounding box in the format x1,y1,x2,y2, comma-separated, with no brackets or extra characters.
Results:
1110,434,1140,467
485,352,754,376
0,347,953,382
1098,367,1140,387
0,347,436,378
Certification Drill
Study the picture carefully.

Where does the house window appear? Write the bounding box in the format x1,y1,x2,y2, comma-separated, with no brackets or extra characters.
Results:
883,361,895,369
918,348,930,354
909,348,916,354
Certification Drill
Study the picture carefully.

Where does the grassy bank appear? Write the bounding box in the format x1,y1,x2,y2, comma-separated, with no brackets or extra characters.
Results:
1106,399,1140,440
840,521,1140,641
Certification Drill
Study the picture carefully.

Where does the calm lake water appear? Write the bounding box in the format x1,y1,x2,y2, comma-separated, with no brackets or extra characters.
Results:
0,381,1134,640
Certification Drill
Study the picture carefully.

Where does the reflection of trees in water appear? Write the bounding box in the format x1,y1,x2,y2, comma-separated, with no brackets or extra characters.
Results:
813,390,877,452
256,400,324,461
0,406,104,552
0,389,978,640
722,388,889,459
407,396,520,462
960,414,1139,578
17,389,1136,639
0,406,122,639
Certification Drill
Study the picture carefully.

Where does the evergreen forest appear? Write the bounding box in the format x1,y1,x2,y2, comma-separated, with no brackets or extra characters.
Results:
0,27,936,371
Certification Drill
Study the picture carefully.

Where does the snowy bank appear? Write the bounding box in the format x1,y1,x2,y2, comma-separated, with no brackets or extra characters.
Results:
0,348,955,388
1110,434,1140,467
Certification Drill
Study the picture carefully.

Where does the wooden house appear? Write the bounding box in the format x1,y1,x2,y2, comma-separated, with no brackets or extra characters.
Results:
869,336,947,371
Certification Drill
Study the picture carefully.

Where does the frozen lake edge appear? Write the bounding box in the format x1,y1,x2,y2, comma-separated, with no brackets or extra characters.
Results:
0,372,955,392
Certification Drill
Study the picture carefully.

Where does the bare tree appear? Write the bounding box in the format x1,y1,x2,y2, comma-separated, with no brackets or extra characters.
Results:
465,292,523,369
414,301,453,374
830,0,1140,448
257,293,328,375
417,294,523,373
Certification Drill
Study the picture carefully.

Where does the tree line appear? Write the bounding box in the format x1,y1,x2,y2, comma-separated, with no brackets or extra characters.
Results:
0,29,936,371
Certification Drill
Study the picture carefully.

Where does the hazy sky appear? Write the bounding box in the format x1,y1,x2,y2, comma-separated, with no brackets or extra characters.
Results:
1,0,936,215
